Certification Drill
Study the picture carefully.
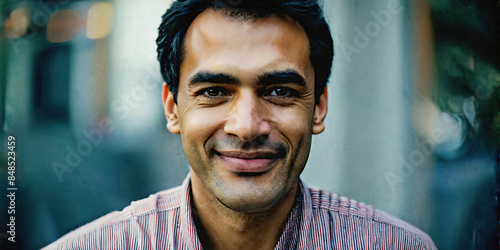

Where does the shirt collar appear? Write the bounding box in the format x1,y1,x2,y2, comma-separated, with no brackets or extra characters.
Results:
179,174,311,249
180,174,204,249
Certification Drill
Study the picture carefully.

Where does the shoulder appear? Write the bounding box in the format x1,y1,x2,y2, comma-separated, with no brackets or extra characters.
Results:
43,186,184,250
306,187,437,249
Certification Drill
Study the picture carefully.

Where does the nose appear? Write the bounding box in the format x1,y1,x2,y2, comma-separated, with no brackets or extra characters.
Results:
224,90,271,142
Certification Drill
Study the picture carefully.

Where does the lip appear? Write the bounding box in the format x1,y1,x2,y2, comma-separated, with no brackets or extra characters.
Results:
216,150,281,173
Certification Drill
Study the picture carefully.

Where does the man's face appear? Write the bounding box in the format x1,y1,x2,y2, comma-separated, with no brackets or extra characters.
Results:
163,8,328,213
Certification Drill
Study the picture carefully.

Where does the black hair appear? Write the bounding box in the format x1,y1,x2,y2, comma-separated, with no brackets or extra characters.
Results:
156,0,334,103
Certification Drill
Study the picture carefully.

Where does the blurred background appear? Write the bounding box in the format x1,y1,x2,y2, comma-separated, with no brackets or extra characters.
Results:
0,0,498,249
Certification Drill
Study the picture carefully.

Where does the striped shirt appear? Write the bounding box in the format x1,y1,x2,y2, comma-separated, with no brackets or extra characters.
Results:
44,175,437,249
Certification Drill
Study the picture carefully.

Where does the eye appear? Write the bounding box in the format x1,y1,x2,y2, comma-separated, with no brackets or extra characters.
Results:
199,87,231,98
266,87,296,97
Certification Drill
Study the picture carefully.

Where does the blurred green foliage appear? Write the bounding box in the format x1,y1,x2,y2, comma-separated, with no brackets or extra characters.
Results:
430,0,500,147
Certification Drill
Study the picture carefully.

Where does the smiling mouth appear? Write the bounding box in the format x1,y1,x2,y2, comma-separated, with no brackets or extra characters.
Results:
215,150,284,174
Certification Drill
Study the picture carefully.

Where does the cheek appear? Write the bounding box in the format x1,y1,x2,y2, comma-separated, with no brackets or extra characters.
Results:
179,107,223,150
272,107,313,178
270,106,313,140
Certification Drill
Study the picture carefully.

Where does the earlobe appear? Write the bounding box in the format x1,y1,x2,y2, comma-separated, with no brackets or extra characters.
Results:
162,83,181,134
312,87,328,135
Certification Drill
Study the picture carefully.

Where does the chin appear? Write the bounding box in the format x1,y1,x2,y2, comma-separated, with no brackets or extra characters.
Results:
221,194,281,214
212,176,291,214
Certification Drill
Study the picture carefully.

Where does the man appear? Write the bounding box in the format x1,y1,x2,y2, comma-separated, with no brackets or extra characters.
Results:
45,0,437,249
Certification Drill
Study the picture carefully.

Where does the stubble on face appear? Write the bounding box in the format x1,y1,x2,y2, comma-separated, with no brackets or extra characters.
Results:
176,8,317,214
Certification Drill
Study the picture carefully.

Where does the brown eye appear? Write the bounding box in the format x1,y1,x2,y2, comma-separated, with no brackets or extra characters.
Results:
207,88,220,96
272,88,289,96
201,87,230,97
267,87,296,97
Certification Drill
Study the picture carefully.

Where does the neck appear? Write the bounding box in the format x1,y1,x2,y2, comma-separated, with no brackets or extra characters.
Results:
190,172,298,250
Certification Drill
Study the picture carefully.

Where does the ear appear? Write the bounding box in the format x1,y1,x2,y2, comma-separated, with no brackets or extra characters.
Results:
312,87,328,135
162,83,180,134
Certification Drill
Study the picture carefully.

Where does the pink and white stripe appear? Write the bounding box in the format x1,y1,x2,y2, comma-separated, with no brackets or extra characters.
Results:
44,175,436,249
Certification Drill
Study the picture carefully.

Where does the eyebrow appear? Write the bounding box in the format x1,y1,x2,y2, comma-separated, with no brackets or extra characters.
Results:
189,71,238,86
258,70,306,86
188,69,306,86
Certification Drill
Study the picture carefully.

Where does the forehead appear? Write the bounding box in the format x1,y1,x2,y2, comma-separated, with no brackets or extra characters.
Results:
180,8,312,79
186,8,309,50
